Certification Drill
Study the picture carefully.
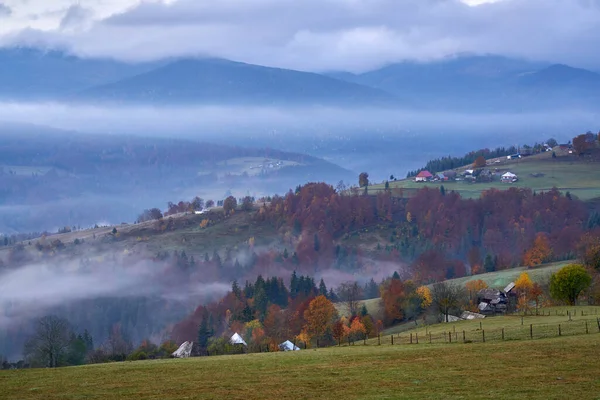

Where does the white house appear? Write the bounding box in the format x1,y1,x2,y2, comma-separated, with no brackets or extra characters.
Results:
279,340,301,351
501,172,518,183
230,332,247,346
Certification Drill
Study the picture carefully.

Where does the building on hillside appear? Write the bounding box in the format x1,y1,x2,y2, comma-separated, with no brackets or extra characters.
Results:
477,282,515,315
460,311,486,320
279,340,301,351
501,172,518,183
230,332,247,346
414,170,433,182
444,171,458,180
435,173,448,181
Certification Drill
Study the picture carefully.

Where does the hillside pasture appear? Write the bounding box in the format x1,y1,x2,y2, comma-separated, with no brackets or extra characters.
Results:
1,334,598,400
212,157,303,177
370,152,600,200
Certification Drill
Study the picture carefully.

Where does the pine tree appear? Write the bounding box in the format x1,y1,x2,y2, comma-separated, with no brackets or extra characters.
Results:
283,248,289,259
360,303,368,317
290,271,299,297
484,254,495,273
318,279,328,297
392,271,401,280
197,318,212,349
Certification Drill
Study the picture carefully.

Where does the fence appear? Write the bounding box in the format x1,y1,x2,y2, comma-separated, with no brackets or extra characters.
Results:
341,316,600,347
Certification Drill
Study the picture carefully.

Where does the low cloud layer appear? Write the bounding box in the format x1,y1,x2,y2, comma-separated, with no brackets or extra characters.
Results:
1,0,600,71
0,259,229,328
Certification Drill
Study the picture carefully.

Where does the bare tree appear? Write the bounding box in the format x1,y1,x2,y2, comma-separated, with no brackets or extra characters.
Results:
24,315,72,368
337,281,363,317
431,282,466,323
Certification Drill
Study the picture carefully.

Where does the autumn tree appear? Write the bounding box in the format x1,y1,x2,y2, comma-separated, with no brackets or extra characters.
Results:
358,172,369,188
465,280,488,301
416,285,432,308
550,264,592,305
523,233,552,267
241,196,254,212
473,156,486,168
431,282,465,323
303,295,338,343
337,281,362,317
515,272,533,296
223,196,237,215
577,234,600,271
205,199,215,208
530,283,544,313
347,317,367,341
381,278,405,326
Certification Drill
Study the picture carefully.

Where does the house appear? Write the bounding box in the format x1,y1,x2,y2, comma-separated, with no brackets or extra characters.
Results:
279,340,301,351
501,172,518,183
415,170,433,182
230,332,247,346
435,173,448,181
477,282,515,315
172,341,194,358
444,171,458,180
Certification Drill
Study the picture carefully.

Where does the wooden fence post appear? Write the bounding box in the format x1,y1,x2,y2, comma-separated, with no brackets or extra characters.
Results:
429,332,432,344
596,318,600,332
521,316,523,326
482,330,485,343
338,338,341,347
391,335,394,345
463,330,466,343
530,324,533,340
502,328,505,340
449,331,452,343
559,324,562,336
586,321,589,334
416,333,419,344
316,339,319,348
378,334,381,346
364,334,367,346
410,333,413,344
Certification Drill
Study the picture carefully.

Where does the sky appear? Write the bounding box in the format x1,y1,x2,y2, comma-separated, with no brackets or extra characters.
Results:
0,0,599,72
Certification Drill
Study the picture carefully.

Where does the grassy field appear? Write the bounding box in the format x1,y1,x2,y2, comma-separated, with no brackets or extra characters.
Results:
1,334,599,400
379,305,600,338
370,151,600,200
212,157,303,177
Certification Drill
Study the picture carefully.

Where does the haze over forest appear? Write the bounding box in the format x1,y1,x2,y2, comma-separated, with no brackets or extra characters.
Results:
1,0,600,363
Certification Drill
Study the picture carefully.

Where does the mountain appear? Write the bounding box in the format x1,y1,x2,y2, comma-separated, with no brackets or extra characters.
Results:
0,48,162,99
0,122,353,233
75,58,400,106
331,55,600,111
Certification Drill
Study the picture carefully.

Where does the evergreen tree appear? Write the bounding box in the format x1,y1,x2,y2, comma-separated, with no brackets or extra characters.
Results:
318,279,328,297
440,185,446,196
392,271,401,280
212,250,222,269
283,248,289,259
313,234,320,252
360,303,368,317
197,318,212,349
290,271,299,297
231,280,242,299
484,254,495,273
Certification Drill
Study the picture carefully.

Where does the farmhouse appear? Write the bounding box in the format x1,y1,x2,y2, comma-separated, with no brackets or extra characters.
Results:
501,172,518,183
230,332,247,346
477,282,515,315
414,170,433,182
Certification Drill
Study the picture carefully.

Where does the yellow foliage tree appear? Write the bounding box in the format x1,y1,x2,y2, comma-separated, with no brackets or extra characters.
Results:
199,219,210,229
465,279,488,300
416,286,432,308
515,272,533,293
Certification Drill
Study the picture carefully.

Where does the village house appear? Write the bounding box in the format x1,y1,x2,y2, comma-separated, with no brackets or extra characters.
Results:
414,170,433,182
501,172,518,183
477,282,515,315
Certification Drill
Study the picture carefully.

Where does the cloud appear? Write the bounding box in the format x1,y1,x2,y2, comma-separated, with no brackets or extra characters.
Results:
1,0,599,72
59,5,94,31
0,3,11,17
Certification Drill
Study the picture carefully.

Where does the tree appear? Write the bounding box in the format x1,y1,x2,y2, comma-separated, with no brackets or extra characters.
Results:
483,254,496,273
381,278,405,326
578,234,600,271
241,196,253,212
465,279,487,301
303,295,338,342
337,282,362,317
358,172,369,188
197,317,213,351
137,208,163,223
523,233,552,267
191,197,204,211
473,156,486,168
431,282,465,323
573,133,591,155
206,199,215,208
318,279,328,297
416,285,432,308
24,316,72,368
550,264,592,305
223,196,237,215
515,272,533,294
547,138,558,148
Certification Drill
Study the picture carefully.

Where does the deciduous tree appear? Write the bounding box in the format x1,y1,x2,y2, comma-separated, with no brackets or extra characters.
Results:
550,264,592,305
223,196,237,215
358,172,369,188
337,281,362,317
431,282,466,323
303,295,338,342
523,233,552,267
24,315,72,368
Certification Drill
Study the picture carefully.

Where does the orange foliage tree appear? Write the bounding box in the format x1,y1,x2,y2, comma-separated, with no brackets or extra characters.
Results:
523,233,552,267
302,295,338,343
381,278,405,326
473,156,486,168
465,280,488,301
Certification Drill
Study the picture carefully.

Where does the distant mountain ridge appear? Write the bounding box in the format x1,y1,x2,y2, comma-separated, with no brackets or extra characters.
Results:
0,48,599,110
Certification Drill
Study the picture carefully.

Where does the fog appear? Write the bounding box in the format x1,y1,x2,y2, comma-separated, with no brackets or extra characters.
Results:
1,101,598,180
0,258,230,329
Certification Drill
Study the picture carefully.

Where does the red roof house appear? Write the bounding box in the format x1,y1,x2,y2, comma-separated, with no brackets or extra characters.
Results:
415,170,433,182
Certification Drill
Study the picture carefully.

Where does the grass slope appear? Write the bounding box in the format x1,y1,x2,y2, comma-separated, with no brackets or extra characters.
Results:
1,334,599,399
370,150,600,200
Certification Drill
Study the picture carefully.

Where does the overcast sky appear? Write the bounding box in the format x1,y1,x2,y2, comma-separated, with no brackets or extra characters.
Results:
0,0,599,72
